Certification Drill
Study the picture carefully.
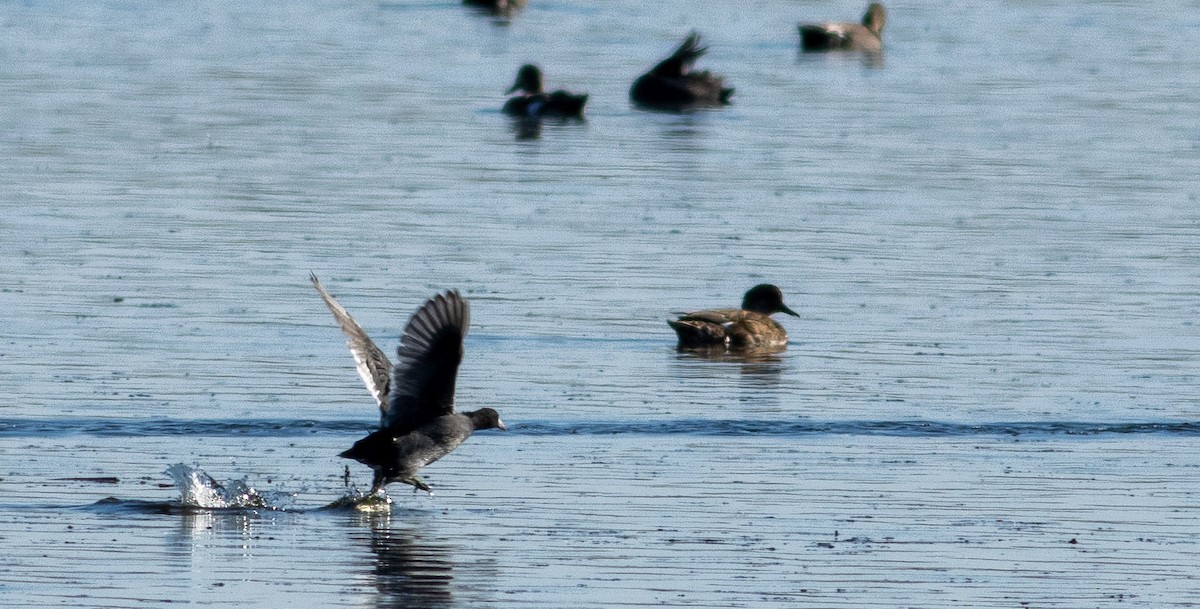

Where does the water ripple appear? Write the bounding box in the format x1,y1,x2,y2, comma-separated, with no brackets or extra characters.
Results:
518,419,1200,437
0,418,366,437
1,417,1197,438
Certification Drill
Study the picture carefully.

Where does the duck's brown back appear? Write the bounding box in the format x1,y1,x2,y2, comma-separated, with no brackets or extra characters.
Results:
670,308,786,351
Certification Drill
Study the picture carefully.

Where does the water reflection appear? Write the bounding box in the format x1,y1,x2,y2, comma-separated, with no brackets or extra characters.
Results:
354,512,456,609
178,508,258,537
507,115,587,141
734,355,785,387
674,345,781,361
167,508,285,567
673,348,784,379
795,48,885,69
668,348,787,412
509,116,542,141
654,112,712,152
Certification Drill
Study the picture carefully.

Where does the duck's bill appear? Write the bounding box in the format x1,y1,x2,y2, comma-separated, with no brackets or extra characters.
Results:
781,305,800,317
497,418,508,431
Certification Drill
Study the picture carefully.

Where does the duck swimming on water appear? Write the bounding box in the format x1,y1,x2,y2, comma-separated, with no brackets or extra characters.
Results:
668,284,799,353
630,32,734,111
503,64,588,119
311,274,505,494
463,0,525,17
799,2,887,53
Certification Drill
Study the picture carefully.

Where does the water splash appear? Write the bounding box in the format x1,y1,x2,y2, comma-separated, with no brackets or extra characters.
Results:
164,464,293,510
325,489,394,513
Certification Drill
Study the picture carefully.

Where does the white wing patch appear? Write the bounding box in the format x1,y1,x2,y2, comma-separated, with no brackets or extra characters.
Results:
310,273,393,414
349,346,387,409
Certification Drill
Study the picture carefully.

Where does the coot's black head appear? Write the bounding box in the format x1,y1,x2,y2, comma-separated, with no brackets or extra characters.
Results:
742,284,799,317
467,408,507,431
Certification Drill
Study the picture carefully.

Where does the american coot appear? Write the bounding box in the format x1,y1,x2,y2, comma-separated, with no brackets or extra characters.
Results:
668,284,799,353
799,3,887,53
311,274,505,494
503,64,588,119
630,32,734,111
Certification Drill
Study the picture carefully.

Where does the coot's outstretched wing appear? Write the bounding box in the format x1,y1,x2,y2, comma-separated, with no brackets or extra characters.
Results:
311,273,393,417
384,290,469,431
651,32,707,77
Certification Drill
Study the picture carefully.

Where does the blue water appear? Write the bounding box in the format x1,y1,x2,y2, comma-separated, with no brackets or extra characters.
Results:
2,1,1199,607
4,417,1200,438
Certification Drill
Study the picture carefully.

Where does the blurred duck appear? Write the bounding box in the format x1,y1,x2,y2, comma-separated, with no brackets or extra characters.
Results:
799,2,886,53
630,32,734,111
463,0,525,16
503,64,588,119
668,284,799,353
311,274,505,495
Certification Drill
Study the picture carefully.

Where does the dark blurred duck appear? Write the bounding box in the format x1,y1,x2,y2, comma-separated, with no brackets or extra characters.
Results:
503,64,588,119
311,274,505,495
669,284,799,353
630,32,734,111
799,2,886,53
463,0,524,16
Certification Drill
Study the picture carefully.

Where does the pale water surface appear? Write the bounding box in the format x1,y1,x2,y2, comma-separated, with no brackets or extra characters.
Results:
1,1,1199,607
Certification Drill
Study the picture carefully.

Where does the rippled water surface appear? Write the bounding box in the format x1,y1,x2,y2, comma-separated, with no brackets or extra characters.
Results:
2,1,1198,607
